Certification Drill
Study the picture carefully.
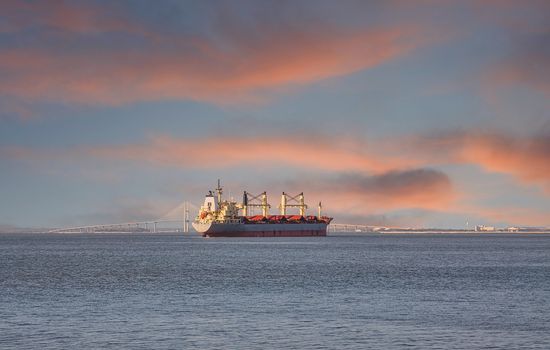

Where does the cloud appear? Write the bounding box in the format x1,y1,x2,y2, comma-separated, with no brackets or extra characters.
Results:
414,130,550,193
294,169,454,214
82,134,415,173
5,127,549,193
1,134,457,227
0,1,428,110
1,133,454,217
5,130,549,227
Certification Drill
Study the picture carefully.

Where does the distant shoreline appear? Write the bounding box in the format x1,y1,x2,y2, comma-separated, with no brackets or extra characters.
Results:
1,230,550,236
337,231,550,234
330,230,550,235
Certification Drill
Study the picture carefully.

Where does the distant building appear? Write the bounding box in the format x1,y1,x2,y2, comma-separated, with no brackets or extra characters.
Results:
507,227,519,232
475,225,496,232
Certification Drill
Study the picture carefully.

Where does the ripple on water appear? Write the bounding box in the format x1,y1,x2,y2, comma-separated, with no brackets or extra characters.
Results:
1,233,549,349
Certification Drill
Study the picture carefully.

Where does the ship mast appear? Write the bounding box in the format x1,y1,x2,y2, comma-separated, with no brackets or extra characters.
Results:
280,192,287,215
216,179,223,204
279,192,308,216
242,191,248,216
243,191,270,217
261,192,268,217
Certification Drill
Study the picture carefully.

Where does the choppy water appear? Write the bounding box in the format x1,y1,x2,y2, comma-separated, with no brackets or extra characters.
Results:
1,233,549,349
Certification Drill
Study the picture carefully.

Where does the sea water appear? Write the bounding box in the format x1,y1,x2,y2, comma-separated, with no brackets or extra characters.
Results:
1,233,549,349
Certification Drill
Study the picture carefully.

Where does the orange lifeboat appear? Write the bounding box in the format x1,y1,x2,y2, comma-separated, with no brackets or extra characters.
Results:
247,215,267,222
287,215,305,222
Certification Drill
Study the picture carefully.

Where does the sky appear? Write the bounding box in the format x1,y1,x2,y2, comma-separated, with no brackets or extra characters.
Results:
0,0,549,229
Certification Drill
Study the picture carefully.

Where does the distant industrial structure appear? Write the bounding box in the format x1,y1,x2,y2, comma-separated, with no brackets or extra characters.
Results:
475,225,524,233
475,225,495,232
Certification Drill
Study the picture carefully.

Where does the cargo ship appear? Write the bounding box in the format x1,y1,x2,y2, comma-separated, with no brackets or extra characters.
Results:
192,181,332,237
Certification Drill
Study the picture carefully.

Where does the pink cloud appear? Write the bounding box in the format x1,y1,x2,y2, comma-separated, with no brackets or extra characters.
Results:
85,134,415,174
413,130,550,193
293,170,455,215
6,128,549,194
5,131,549,226
2,134,454,217
0,1,429,108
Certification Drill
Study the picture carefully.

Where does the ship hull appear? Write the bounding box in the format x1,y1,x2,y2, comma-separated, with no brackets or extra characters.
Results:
192,222,328,237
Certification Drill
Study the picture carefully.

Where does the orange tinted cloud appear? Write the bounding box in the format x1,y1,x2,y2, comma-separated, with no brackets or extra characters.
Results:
6,129,548,194
0,2,426,107
92,131,550,195
459,133,550,186
293,170,454,214
1,134,415,173
85,135,415,173
2,135,454,215
415,131,550,193
11,132,550,226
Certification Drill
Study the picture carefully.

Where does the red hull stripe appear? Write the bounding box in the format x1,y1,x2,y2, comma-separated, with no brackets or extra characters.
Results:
203,229,327,237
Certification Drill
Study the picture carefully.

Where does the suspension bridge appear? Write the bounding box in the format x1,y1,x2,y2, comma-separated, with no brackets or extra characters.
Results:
48,200,392,234
48,201,198,234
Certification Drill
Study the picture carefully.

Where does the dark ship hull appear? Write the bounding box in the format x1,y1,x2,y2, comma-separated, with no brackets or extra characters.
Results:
192,218,330,237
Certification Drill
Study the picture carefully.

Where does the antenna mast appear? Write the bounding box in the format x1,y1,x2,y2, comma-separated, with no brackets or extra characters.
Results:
216,179,223,203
